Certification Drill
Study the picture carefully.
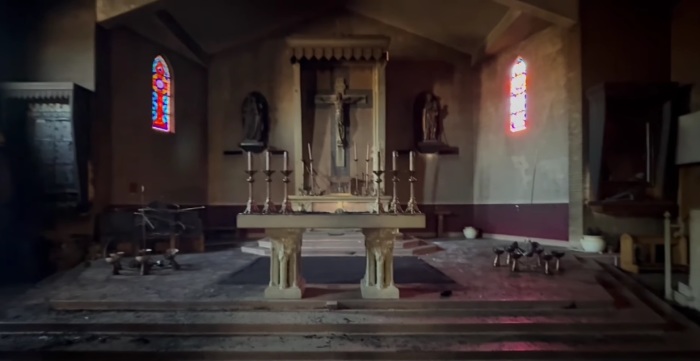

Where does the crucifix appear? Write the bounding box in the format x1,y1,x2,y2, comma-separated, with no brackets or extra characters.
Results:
314,77,368,169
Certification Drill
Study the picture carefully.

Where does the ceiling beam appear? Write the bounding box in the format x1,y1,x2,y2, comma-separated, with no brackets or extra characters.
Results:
471,8,522,65
346,7,476,56
490,0,577,27
97,0,164,28
485,8,524,53
155,10,210,66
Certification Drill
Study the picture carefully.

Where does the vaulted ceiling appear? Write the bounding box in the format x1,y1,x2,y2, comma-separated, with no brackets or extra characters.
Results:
97,0,578,64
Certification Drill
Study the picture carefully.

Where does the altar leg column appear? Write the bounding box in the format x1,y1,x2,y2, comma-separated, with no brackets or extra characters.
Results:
361,228,399,299
265,228,305,299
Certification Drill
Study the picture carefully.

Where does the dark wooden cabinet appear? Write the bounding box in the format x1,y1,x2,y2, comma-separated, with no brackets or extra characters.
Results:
586,82,691,217
0,82,92,212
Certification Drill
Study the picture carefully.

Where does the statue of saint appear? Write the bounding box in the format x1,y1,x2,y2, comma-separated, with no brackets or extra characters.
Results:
241,92,266,142
421,93,439,141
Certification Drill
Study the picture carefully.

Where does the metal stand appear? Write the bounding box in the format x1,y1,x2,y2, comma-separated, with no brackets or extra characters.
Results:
279,170,294,214
388,170,403,214
262,170,277,214
243,170,259,214
405,170,421,214
372,170,385,214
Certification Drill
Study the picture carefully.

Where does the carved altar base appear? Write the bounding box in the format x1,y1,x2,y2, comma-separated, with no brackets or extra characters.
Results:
264,228,305,299
289,195,392,213
237,214,426,299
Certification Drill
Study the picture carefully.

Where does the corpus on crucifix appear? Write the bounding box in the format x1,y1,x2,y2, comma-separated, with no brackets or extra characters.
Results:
315,77,367,169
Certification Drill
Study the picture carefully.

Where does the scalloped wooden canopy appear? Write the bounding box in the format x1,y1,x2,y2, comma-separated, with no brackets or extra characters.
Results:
286,35,390,63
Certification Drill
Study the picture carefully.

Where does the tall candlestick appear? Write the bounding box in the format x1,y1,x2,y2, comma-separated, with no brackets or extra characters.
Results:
409,151,415,171
392,151,397,171
247,151,253,171
283,151,288,171
307,143,312,160
265,150,271,171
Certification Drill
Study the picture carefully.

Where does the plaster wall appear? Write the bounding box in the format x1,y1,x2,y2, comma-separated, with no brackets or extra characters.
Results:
475,26,571,205
25,0,97,91
108,28,208,205
207,11,474,206
472,26,579,241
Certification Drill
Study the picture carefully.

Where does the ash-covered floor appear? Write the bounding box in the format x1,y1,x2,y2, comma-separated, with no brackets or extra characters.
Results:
0,239,697,360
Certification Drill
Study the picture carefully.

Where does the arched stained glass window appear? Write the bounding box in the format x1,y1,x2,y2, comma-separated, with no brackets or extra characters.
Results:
151,55,174,132
509,57,527,132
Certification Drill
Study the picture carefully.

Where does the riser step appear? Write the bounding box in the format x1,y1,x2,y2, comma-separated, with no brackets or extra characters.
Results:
256,239,425,249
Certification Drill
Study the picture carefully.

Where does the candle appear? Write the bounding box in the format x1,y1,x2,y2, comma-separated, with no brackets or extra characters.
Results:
283,151,288,171
307,143,312,160
409,151,414,171
353,142,358,161
392,151,397,171
265,150,271,171
247,151,252,171
375,151,381,171
366,144,370,160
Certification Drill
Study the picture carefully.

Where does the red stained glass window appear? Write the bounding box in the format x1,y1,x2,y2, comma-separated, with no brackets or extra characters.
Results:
510,57,527,132
151,55,173,133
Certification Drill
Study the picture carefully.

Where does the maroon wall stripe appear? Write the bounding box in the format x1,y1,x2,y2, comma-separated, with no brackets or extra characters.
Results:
109,203,569,241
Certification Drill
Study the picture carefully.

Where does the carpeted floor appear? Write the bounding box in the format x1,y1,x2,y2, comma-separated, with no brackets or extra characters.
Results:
222,256,456,285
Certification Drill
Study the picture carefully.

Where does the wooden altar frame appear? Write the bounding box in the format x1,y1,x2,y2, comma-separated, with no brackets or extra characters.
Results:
286,36,389,194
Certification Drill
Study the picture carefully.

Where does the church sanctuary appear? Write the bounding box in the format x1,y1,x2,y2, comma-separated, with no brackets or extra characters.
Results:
3,0,700,358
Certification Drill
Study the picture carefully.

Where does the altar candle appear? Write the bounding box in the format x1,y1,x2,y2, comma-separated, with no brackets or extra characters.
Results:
307,143,312,160
366,144,370,160
247,151,253,170
375,151,381,171
265,150,271,171
353,142,358,161
392,151,397,171
283,151,288,171
409,151,414,171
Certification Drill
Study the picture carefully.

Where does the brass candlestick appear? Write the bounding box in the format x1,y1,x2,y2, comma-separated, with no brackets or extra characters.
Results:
372,170,385,214
405,170,421,214
352,158,359,195
388,170,403,214
308,159,317,196
262,170,276,214
279,170,294,214
243,170,259,214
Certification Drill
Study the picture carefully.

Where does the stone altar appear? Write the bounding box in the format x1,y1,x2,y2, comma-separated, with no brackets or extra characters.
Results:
288,194,391,213
237,213,426,299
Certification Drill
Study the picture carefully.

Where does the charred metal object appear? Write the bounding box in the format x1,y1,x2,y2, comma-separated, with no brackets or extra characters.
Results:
163,248,181,270
510,252,523,272
542,253,553,275
135,249,153,276
492,247,505,267
552,251,565,272
105,252,124,275
492,240,565,275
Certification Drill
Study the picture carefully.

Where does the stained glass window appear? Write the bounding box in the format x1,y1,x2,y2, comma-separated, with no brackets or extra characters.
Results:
151,55,173,133
509,57,527,132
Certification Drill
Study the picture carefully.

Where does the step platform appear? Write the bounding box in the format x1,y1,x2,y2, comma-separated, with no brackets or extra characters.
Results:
241,229,442,257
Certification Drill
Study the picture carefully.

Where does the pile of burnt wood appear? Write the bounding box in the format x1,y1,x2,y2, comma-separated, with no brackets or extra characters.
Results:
98,201,204,276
